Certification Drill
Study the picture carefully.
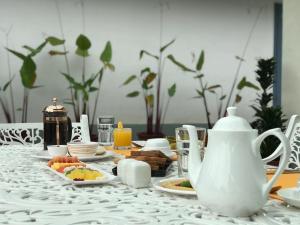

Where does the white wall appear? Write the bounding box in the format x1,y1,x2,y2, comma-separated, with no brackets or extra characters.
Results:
282,0,300,118
0,0,275,124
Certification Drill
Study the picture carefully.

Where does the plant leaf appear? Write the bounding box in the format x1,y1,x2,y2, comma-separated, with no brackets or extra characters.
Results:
146,95,154,107
194,74,204,79
28,41,48,57
237,76,259,90
100,41,112,63
105,63,115,72
207,84,221,90
76,34,91,50
167,55,195,72
30,85,43,89
127,91,139,97
220,95,226,100
123,75,137,85
160,39,175,52
6,48,26,60
196,50,205,71
20,57,37,88
3,75,15,91
49,50,68,56
61,72,75,84
139,50,159,60
47,36,65,46
141,67,151,75
235,94,242,103
144,72,156,84
235,55,245,62
89,86,98,92
196,89,204,97
168,83,176,97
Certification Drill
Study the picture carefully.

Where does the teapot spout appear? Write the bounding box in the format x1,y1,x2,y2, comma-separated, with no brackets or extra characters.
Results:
183,125,202,188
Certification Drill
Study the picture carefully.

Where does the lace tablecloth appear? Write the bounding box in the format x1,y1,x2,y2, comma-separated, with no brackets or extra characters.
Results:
0,146,299,225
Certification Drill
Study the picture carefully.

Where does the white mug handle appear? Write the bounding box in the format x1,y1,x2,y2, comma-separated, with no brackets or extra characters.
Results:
252,128,291,199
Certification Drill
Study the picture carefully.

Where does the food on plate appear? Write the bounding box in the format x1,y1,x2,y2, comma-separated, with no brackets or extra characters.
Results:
177,180,192,188
127,150,172,172
48,156,85,173
161,179,194,191
65,167,104,181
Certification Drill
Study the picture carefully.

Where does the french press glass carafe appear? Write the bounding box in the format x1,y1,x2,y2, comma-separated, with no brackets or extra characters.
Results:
43,97,72,150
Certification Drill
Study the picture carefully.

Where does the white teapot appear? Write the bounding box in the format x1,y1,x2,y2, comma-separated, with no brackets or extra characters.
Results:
184,107,290,217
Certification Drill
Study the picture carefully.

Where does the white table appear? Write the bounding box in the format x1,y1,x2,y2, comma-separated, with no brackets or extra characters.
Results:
0,146,299,225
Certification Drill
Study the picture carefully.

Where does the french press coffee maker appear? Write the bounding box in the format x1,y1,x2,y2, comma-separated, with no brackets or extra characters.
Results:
43,97,72,150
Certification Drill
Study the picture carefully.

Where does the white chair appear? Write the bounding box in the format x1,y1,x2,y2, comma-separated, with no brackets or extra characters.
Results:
0,115,90,146
263,115,300,170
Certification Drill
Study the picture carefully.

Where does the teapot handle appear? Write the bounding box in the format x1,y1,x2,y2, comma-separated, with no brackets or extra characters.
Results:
252,128,291,199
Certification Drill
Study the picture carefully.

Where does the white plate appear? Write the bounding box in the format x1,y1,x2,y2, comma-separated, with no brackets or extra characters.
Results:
32,150,114,162
46,164,115,186
277,188,300,208
153,178,197,196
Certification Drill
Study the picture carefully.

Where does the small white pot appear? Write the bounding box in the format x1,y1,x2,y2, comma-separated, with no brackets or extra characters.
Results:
47,145,68,157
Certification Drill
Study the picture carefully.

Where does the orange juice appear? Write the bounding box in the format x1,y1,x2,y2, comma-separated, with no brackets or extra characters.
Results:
113,122,132,149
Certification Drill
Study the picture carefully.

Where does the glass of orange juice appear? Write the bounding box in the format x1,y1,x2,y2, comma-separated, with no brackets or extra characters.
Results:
114,121,132,149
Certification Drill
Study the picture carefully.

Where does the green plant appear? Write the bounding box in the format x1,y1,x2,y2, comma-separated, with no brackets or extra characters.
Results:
48,34,114,130
50,0,114,133
168,50,259,129
122,39,184,135
251,58,287,158
6,40,48,122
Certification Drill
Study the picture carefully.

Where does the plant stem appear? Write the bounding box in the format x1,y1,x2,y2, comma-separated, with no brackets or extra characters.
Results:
199,78,212,129
154,0,164,134
5,26,15,122
91,69,104,134
0,96,12,123
161,96,170,126
55,0,78,121
223,7,262,116
22,88,29,123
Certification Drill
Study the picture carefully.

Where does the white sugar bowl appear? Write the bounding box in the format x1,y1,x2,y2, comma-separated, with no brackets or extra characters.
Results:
117,159,151,188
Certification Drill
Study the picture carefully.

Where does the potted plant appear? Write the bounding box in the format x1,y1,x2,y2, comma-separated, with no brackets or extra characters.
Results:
251,58,287,160
122,39,187,140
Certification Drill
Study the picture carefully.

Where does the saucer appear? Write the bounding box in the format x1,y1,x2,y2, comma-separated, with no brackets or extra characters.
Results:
277,187,300,208
32,149,114,162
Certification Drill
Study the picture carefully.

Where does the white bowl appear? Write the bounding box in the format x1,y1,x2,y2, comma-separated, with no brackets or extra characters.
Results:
67,142,98,157
47,145,68,157
142,138,174,158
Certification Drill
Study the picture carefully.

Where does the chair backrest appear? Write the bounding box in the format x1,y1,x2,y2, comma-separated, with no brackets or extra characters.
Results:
263,115,300,170
0,115,90,146
285,115,300,170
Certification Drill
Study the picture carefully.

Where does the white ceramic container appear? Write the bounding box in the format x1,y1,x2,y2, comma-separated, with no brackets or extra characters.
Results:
47,145,68,157
67,142,98,157
185,106,291,217
142,138,174,158
117,159,151,188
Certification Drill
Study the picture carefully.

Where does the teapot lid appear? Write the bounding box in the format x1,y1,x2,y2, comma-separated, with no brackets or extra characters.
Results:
43,97,67,113
213,107,252,131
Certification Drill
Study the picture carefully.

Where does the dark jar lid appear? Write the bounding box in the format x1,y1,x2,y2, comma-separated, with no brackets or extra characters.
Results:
43,97,68,117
